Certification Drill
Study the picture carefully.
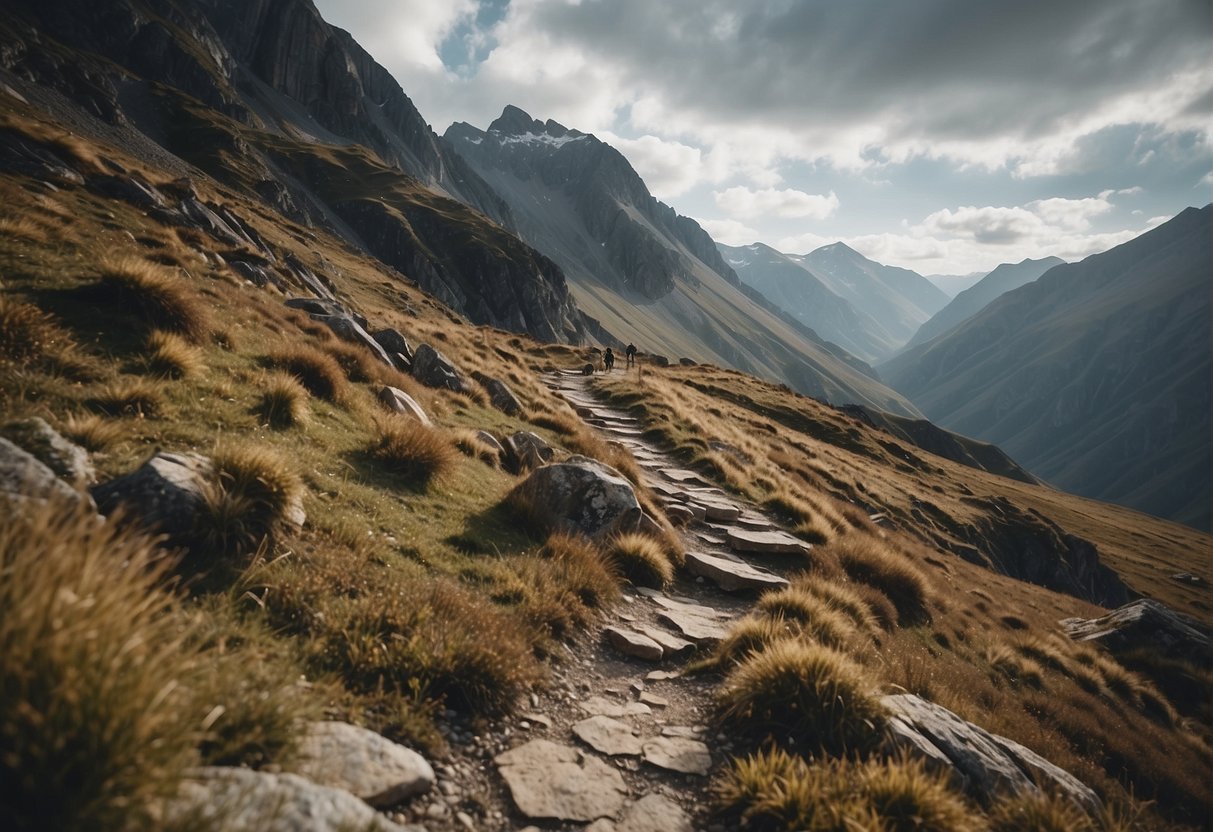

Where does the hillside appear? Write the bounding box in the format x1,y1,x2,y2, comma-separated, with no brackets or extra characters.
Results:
883,207,1211,530
792,242,949,352
720,241,901,363
444,108,921,416
902,256,1065,351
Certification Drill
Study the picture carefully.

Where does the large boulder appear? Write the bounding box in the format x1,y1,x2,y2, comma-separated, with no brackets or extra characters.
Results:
473,371,523,416
411,343,472,394
0,438,92,510
1,417,94,485
371,328,413,371
377,386,431,425
503,431,555,474
507,455,642,539
1060,600,1209,662
292,721,434,808
285,297,366,328
881,693,1100,810
91,452,212,542
310,314,394,367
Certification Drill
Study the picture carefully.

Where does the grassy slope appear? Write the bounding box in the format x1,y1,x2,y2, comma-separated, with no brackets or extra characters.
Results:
1,98,1210,829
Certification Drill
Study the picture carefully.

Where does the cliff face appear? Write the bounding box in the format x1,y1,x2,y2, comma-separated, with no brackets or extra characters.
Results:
0,0,585,343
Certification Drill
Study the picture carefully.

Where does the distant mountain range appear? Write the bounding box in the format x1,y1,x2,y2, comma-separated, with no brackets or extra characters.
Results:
901,257,1065,352
446,107,921,415
882,206,1211,530
925,272,985,297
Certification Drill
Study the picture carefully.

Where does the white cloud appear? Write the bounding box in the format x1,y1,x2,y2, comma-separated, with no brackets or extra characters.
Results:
714,186,839,220
921,206,1044,245
1025,195,1114,231
597,132,704,198
696,218,762,246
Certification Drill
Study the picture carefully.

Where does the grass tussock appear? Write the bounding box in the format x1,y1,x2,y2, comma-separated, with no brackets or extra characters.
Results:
267,345,349,403
323,339,384,383
452,428,502,467
0,215,52,243
143,330,204,378
367,418,458,488
715,749,979,832
712,615,801,668
825,536,931,624
194,444,304,560
717,638,885,755
58,412,125,451
789,575,882,637
755,586,859,650
763,488,847,545
85,378,166,418
986,790,1101,832
510,533,621,641
530,408,581,436
94,256,210,342
0,496,199,831
256,371,310,429
607,531,675,588
0,295,97,380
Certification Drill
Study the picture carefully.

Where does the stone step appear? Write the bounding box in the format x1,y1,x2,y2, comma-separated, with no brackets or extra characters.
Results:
684,550,790,593
725,527,810,555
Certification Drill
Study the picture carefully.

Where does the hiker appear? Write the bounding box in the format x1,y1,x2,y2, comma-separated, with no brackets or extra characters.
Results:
625,342,636,368
604,347,615,372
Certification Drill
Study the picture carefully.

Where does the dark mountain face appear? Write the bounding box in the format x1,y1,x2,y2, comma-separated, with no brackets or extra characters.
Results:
883,206,1212,530
794,242,949,351
446,107,923,416
901,256,1065,352
0,0,585,342
721,242,902,363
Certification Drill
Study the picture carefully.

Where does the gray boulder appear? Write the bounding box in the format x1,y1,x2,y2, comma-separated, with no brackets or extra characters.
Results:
0,438,91,509
285,297,367,328
377,386,432,426
311,314,394,367
171,767,417,832
503,431,556,474
411,343,472,394
495,739,627,822
372,328,414,371
1060,600,1209,662
292,721,434,808
507,455,642,539
1,418,93,485
91,452,212,542
881,693,1100,810
473,371,523,416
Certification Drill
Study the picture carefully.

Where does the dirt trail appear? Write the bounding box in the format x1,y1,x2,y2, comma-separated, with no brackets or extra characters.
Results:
398,369,813,832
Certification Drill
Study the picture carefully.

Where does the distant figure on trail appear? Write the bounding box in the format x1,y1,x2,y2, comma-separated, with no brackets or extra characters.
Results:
625,343,636,368
604,347,615,372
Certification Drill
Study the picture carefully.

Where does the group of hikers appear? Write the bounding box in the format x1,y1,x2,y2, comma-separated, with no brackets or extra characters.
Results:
602,342,636,372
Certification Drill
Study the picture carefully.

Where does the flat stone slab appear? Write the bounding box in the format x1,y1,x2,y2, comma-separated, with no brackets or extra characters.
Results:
586,794,693,832
641,737,712,775
684,550,790,593
650,596,734,644
636,625,696,656
699,501,742,522
495,740,627,821
726,527,809,555
573,716,643,756
661,725,705,738
604,626,664,661
578,696,653,718
293,721,434,807
734,512,775,531
659,468,711,485
639,692,668,708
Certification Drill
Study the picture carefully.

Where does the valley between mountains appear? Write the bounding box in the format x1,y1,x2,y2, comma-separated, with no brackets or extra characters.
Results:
0,1,1210,831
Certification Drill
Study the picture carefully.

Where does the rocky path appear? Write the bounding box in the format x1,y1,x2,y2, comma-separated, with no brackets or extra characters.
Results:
409,369,817,832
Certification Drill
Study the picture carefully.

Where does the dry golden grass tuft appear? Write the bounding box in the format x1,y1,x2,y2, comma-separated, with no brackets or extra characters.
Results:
529,407,581,436
825,535,931,624
0,496,199,830
322,339,384,383
712,615,801,668
0,295,97,380
715,749,979,832
58,412,125,451
717,638,885,755
85,378,166,418
986,790,1100,832
607,531,675,588
452,427,502,467
143,330,204,379
0,215,51,243
985,641,1047,690
763,487,849,544
267,344,349,403
93,256,210,342
367,417,458,488
194,444,304,560
789,575,882,638
509,533,621,641
755,586,859,650
256,371,310,429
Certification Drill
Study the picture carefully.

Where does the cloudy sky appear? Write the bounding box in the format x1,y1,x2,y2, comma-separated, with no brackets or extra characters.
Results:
313,0,1212,276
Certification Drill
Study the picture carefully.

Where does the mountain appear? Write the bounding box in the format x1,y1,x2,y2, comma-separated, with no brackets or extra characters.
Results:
925,271,985,297
0,0,585,342
792,243,949,351
446,107,922,416
719,242,902,363
882,207,1211,529
903,256,1065,351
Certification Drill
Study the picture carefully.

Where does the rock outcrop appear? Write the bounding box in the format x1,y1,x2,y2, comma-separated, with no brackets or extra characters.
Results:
1060,600,1210,662
292,721,435,808
0,438,91,509
91,452,213,542
410,343,473,394
507,456,644,539
1,418,94,485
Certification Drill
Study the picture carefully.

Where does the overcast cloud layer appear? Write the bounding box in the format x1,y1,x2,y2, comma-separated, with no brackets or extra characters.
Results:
315,0,1212,275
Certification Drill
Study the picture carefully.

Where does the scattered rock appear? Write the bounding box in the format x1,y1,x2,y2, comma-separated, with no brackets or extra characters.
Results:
0,437,91,509
604,626,664,662
372,328,414,367
502,431,555,474
660,726,703,738
377,386,432,425
1060,599,1209,661
635,625,695,657
645,670,682,682
578,696,652,718
473,371,523,416
292,721,435,808
726,527,809,555
572,716,643,756
311,314,394,366
171,767,417,831
411,343,472,393
1,417,94,485
587,794,693,832
665,504,695,526
638,692,668,708
91,451,212,541
650,596,734,644
286,297,359,322
1171,572,1205,586
507,456,644,539
684,550,790,592
882,694,1100,810
495,740,627,822
641,737,712,775
650,355,670,367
